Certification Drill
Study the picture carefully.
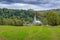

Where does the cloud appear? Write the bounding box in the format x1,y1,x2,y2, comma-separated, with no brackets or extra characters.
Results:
0,3,47,10
0,0,60,10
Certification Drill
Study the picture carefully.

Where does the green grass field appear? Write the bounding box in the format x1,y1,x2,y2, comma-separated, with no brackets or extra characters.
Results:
0,26,60,40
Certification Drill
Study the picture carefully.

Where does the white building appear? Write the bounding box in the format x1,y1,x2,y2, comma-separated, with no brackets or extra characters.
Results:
33,15,42,25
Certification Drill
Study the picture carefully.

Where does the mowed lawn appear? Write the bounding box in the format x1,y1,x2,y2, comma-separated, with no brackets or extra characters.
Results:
0,26,60,40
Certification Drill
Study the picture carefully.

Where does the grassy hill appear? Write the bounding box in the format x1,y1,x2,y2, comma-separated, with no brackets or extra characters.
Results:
0,26,60,40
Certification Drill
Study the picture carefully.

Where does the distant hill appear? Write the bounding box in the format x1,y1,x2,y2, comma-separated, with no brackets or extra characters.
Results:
0,8,60,21
0,8,60,25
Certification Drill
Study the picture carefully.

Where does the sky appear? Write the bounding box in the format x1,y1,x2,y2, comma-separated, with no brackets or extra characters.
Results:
0,0,60,10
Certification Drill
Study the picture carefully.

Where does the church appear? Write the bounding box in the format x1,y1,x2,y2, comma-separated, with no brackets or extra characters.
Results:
24,14,42,26
33,15,42,25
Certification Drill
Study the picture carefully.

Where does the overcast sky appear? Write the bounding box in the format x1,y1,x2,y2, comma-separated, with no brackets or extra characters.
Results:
0,0,60,10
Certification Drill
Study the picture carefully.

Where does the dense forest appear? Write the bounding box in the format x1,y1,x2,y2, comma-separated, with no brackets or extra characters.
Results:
0,8,60,26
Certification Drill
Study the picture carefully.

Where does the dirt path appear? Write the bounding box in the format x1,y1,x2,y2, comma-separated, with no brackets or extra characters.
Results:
52,31,58,40
48,28,58,40
24,26,43,40
0,36,7,40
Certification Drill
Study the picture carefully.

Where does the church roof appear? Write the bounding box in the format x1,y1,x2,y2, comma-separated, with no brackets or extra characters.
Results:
34,20,42,23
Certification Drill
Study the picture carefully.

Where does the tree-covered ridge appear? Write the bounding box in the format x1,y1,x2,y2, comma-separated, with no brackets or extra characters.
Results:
0,8,37,26
0,8,60,26
0,8,34,21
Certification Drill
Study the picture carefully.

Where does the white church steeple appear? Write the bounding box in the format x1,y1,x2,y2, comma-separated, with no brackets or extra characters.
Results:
33,14,42,25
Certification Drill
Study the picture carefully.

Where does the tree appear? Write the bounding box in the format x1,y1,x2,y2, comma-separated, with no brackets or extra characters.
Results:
59,18,60,25
46,10,59,26
13,19,23,26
